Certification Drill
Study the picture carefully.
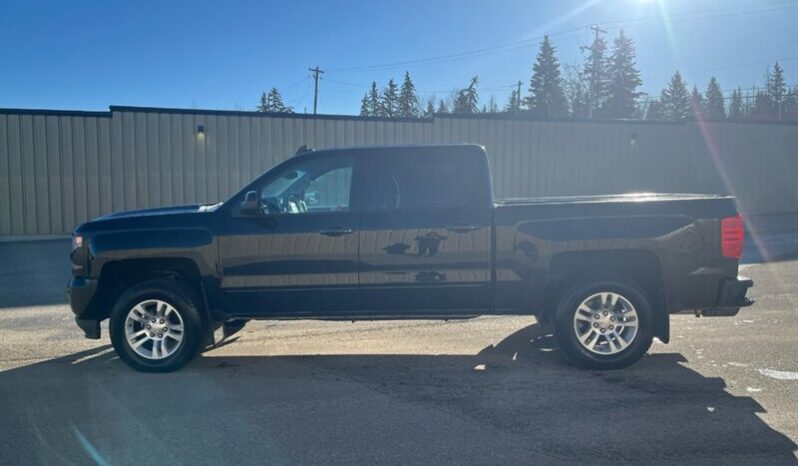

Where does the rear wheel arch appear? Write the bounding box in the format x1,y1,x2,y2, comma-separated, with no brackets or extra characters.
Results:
541,249,669,342
553,275,655,369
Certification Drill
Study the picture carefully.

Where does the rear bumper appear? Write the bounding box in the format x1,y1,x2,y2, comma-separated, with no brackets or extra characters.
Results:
67,277,101,339
702,275,754,316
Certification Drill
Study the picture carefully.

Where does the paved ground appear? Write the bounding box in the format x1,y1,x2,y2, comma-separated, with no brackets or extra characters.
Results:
0,215,797,465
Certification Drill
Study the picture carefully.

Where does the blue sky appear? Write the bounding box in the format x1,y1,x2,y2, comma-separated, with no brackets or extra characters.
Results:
1,0,796,114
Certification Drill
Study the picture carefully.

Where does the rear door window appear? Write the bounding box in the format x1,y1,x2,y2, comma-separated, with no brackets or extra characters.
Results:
362,150,478,212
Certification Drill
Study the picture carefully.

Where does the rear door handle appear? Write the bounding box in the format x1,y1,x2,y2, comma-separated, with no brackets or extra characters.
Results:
446,223,480,233
319,226,354,237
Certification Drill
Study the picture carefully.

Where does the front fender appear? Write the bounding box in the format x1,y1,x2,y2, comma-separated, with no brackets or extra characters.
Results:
87,228,217,279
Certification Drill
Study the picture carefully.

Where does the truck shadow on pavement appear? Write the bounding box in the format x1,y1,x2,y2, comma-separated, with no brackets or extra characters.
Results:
1,324,796,465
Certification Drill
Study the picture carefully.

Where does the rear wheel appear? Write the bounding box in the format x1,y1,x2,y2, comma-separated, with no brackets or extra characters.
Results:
553,278,653,369
110,279,205,372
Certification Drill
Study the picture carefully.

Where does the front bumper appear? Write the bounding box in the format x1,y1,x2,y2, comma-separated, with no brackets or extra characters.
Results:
67,277,101,339
702,275,754,316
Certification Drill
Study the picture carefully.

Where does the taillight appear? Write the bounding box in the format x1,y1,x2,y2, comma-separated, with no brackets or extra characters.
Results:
721,214,744,259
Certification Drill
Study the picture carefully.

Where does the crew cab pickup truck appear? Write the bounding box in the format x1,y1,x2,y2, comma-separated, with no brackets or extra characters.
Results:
68,144,754,372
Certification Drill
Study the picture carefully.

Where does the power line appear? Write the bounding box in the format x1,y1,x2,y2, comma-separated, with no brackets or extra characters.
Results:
325,3,796,74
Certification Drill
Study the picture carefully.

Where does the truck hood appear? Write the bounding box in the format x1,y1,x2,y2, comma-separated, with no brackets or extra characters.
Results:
73,202,223,235
97,203,222,220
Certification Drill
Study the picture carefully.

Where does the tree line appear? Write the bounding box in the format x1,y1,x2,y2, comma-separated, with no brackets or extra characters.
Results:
258,30,797,122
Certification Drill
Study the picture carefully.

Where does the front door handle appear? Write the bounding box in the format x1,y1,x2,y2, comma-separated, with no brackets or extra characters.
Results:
320,226,354,237
446,223,480,233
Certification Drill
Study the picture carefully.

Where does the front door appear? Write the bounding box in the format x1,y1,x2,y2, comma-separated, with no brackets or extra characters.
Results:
218,155,359,316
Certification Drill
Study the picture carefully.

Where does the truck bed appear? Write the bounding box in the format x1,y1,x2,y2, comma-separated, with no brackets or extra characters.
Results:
492,192,740,317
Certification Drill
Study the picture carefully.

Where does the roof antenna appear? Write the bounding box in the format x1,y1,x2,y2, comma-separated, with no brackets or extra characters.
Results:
295,144,314,156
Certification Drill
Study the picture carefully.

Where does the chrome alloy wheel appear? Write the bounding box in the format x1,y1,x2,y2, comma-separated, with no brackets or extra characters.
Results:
124,299,184,360
573,292,639,355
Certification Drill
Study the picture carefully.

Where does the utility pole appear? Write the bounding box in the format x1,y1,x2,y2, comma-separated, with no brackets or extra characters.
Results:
581,25,606,119
308,66,324,115
516,80,523,113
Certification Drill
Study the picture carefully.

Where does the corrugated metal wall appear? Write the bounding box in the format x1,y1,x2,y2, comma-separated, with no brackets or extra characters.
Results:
1,106,797,236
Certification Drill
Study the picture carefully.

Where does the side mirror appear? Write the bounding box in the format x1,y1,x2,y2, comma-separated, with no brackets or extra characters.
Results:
240,191,259,215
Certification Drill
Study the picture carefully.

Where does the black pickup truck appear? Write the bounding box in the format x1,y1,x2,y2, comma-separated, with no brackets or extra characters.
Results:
68,144,753,372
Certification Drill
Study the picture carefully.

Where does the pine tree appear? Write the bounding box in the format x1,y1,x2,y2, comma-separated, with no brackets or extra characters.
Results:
690,85,705,119
360,93,370,116
582,31,608,116
525,35,567,118
398,71,419,117
504,88,521,113
257,92,269,112
563,65,589,118
367,81,380,116
453,76,480,114
486,95,498,113
645,99,664,120
424,97,436,117
752,87,773,119
379,79,399,117
729,88,744,119
783,86,798,121
437,99,449,113
602,30,642,119
257,88,293,113
660,71,691,120
769,62,787,118
704,77,725,120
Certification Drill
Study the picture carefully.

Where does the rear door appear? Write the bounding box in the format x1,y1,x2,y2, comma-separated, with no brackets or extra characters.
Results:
357,147,491,315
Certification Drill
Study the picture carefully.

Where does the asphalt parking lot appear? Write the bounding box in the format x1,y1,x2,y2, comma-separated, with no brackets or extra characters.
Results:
0,215,796,465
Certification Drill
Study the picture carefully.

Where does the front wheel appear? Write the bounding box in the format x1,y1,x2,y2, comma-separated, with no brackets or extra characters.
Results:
109,279,206,372
553,278,654,370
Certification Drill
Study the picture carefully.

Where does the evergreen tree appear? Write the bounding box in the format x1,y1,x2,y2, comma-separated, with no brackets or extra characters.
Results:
525,35,567,117
398,71,420,117
690,85,705,119
659,71,691,120
424,97,436,117
257,92,269,112
437,99,449,113
783,86,798,121
752,87,773,118
257,88,293,113
563,65,589,118
367,81,380,116
582,31,608,116
486,95,498,113
504,88,521,113
728,88,744,119
360,93,370,116
644,99,664,120
453,76,480,114
704,77,725,120
602,30,642,119
379,79,399,117
769,62,787,118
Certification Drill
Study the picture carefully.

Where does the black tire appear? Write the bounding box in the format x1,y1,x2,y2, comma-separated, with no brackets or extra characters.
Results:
553,277,654,370
109,279,206,372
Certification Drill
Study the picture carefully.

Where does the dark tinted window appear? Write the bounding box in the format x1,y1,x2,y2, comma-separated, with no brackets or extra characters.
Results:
363,150,482,211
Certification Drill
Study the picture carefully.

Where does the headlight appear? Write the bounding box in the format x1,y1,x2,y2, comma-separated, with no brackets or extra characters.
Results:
71,235,87,275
